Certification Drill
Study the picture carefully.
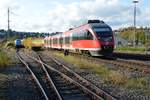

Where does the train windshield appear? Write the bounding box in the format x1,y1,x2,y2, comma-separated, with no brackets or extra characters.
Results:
93,27,113,42
94,28,112,36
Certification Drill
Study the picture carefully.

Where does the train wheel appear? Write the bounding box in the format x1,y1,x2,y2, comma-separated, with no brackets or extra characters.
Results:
64,50,69,56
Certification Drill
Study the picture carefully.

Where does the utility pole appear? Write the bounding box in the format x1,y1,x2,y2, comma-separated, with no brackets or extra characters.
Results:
8,8,10,31
6,8,10,41
133,0,139,46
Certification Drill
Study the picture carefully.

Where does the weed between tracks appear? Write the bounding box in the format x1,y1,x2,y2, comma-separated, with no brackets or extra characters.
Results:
52,52,149,91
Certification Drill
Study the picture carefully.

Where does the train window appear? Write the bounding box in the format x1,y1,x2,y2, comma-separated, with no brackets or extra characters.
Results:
81,31,86,40
49,39,51,45
65,37,70,44
94,28,111,32
101,36,113,42
94,27,112,37
46,40,48,44
86,30,93,40
72,33,75,40
96,31,112,37
64,37,69,44
62,37,64,44
53,38,57,44
78,31,82,40
72,33,78,41
53,39,55,44
56,38,58,44
47,39,49,45
54,39,56,44
59,37,63,44
72,30,93,40
82,30,86,40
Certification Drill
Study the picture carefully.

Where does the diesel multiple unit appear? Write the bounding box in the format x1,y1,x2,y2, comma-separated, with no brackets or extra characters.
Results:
44,20,114,56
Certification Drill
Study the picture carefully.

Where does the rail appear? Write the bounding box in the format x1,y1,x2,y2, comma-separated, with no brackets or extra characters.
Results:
37,56,63,100
16,53,49,100
48,55,116,100
22,52,116,100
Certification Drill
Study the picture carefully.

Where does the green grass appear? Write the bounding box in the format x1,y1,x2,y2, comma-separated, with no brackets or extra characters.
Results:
52,52,128,85
0,50,10,67
52,51,149,90
147,87,150,96
116,46,145,52
107,70,128,85
125,78,147,89
0,73,9,81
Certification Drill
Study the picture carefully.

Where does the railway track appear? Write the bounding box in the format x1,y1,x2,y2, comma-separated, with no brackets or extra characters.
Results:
96,58,150,73
85,55,150,74
17,52,61,100
58,51,150,74
113,52,150,61
48,50,150,74
17,51,116,100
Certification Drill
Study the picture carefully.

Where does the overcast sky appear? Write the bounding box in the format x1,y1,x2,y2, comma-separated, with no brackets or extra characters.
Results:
0,0,150,32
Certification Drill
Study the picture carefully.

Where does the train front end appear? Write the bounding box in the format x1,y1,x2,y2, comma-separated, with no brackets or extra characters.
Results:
15,39,24,48
91,21,114,56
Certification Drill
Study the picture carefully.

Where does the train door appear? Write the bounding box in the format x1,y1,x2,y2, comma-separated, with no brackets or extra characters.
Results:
70,33,73,49
51,37,53,48
57,36,59,49
49,37,51,48
59,34,63,49
62,34,65,49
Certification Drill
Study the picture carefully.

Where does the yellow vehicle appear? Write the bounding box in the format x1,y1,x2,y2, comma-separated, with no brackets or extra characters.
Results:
23,37,44,50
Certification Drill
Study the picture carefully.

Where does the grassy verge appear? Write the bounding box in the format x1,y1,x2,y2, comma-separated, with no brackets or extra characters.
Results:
147,87,150,96
51,51,148,90
52,52,124,84
125,77,148,89
0,50,10,67
0,73,9,81
115,46,145,53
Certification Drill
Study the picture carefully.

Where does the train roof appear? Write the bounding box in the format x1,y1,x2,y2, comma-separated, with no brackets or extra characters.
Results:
64,20,110,33
15,39,22,41
87,20,104,24
45,20,111,37
72,20,108,29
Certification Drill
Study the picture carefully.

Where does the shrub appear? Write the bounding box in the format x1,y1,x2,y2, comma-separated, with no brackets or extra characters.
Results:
52,52,127,84
125,78,147,89
0,51,10,67
52,51,148,90
116,46,145,52
108,71,128,85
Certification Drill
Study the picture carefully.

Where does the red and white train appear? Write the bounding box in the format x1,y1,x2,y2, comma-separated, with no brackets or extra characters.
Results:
44,20,114,56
